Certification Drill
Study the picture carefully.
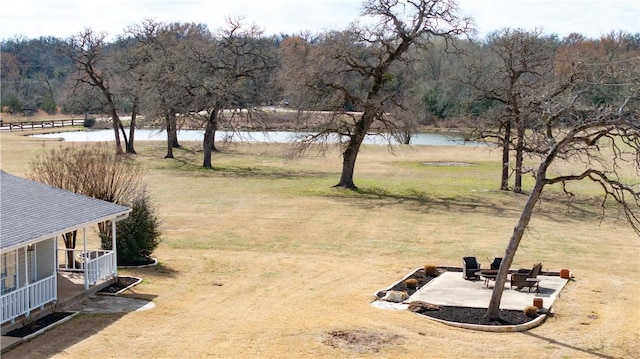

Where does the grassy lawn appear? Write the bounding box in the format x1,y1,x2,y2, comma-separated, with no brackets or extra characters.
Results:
1,130,639,358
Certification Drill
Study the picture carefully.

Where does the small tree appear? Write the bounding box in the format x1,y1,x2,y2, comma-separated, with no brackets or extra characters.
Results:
28,144,144,262
101,188,162,265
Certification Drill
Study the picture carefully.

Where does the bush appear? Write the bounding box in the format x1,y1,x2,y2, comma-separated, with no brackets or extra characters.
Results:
424,264,438,276
523,305,538,318
83,118,96,128
101,188,162,266
404,278,418,289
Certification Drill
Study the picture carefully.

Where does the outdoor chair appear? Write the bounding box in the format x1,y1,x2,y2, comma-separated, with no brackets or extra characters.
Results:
490,257,503,270
462,256,481,280
510,263,543,293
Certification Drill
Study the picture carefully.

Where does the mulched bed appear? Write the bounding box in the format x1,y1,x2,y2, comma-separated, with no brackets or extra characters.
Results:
97,276,140,294
419,305,534,325
376,267,539,326
4,312,75,338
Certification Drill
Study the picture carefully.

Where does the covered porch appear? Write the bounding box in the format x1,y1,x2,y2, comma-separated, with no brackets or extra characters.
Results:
1,228,120,326
1,170,131,329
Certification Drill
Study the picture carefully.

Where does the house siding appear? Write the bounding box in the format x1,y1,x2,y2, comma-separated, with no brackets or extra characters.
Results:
36,238,55,280
16,248,26,288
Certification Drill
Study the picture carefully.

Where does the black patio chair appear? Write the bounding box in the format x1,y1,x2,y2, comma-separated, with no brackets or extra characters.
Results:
490,257,503,270
462,256,481,280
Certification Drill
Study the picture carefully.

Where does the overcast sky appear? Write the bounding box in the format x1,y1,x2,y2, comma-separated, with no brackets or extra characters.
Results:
1,0,638,41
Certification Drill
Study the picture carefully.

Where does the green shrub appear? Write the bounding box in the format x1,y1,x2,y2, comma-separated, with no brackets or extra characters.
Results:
101,187,162,266
424,264,438,276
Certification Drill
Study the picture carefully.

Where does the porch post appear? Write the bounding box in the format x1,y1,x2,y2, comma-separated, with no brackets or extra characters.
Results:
23,247,28,287
23,247,29,314
112,220,118,278
54,235,58,300
83,227,89,290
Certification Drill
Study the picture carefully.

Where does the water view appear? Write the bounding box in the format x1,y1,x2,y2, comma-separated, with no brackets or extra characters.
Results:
31,129,477,146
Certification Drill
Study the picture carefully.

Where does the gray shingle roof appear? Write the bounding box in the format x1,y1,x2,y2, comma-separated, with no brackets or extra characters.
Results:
0,170,131,251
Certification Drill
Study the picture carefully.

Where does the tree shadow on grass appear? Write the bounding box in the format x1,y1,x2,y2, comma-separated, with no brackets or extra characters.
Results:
132,261,179,280
332,186,515,218
2,313,126,358
328,186,610,223
523,332,617,359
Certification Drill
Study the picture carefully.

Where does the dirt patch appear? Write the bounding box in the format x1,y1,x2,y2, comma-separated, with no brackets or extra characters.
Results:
323,329,404,354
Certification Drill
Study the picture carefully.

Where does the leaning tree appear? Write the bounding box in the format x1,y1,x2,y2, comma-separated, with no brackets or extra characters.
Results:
279,0,471,189
59,29,131,154
487,54,640,322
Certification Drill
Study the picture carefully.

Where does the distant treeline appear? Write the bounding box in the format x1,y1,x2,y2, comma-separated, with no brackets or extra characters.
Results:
1,27,638,129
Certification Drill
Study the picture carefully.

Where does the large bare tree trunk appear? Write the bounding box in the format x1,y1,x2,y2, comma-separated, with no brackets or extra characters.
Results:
335,113,373,189
514,119,525,193
165,112,175,159
500,120,511,191
203,105,222,168
485,155,552,320
110,108,124,155
336,140,361,189
62,231,77,267
126,96,138,154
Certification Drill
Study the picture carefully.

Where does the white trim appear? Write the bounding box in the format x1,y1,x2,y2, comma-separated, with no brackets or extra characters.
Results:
0,210,131,253
112,220,118,278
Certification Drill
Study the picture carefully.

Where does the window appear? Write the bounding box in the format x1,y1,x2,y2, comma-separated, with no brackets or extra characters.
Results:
1,251,17,295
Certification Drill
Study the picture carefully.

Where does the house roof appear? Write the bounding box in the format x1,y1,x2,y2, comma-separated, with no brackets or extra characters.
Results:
0,170,131,252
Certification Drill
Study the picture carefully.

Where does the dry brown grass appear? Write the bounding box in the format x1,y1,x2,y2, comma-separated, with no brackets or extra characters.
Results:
1,130,639,358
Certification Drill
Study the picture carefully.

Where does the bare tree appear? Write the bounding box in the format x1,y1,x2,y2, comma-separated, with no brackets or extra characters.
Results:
59,29,130,154
108,35,152,154
280,0,471,188
128,20,206,158
462,28,557,193
186,18,276,168
28,144,145,260
485,105,639,320
483,32,640,320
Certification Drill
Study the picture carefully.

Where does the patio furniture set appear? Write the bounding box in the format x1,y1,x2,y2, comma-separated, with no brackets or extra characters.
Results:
462,256,543,293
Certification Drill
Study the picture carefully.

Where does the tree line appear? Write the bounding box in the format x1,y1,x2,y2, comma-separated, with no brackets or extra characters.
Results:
1,2,638,176
2,0,638,322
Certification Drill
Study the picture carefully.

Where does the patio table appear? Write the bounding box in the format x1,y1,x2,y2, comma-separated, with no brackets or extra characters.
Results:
476,269,499,288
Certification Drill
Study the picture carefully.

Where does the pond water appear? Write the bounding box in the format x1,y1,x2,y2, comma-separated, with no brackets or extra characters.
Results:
30,129,476,146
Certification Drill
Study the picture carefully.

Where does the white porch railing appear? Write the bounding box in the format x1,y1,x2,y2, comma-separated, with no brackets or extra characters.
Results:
1,274,56,324
85,250,115,286
58,249,116,289
58,248,85,272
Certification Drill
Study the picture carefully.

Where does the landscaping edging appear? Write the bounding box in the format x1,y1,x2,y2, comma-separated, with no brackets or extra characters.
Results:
22,312,79,341
97,276,142,296
1,312,80,353
420,312,547,332
372,266,549,331
118,257,158,269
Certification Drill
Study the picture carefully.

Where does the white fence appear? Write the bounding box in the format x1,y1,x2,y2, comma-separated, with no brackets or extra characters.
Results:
1,275,56,324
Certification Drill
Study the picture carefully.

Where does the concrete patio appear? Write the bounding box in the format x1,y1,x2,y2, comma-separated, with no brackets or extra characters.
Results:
408,271,569,310
372,270,570,312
